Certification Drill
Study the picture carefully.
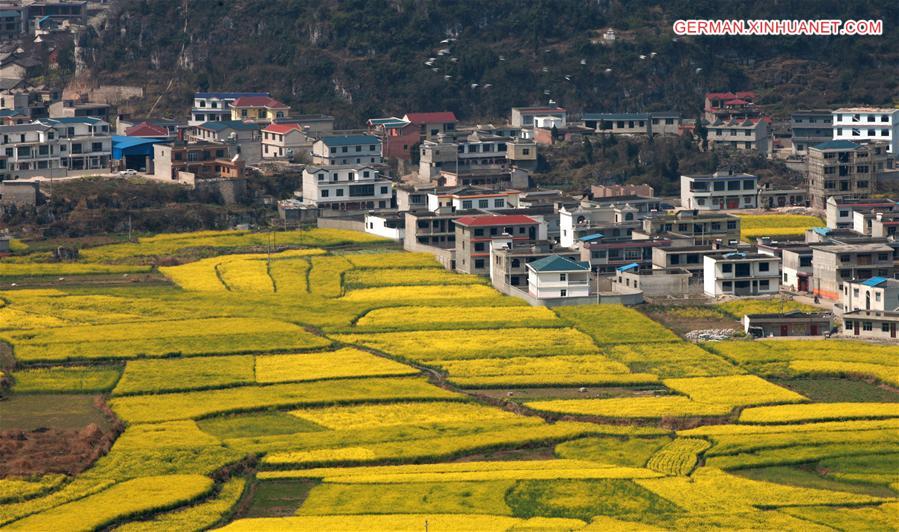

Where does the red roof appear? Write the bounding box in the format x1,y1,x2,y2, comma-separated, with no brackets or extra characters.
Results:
723,99,749,105
706,91,756,101
125,122,169,137
404,112,457,124
454,214,538,227
232,96,289,108
263,122,303,134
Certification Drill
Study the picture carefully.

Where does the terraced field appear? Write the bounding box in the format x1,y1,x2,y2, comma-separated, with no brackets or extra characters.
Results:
0,228,896,531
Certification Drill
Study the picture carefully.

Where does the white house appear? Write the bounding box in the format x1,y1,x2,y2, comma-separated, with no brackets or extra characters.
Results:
190,92,270,126
841,277,899,313
301,164,393,212
261,122,313,160
312,135,382,166
703,252,781,297
832,107,899,153
680,169,758,210
426,187,520,212
527,254,591,299
364,212,405,240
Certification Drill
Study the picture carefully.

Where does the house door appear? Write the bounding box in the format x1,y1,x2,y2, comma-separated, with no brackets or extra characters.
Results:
780,325,789,336
726,198,739,209
854,321,860,335
798,277,808,292
810,324,818,336
892,323,896,338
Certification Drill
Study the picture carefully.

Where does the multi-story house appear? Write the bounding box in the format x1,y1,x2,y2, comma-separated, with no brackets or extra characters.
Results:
680,169,758,210
426,186,519,212
559,203,643,248
790,110,832,156
652,244,736,278
811,243,895,300
808,140,886,209
582,112,682,136
642,210,741,245
779,246,814,293
591,184,655,198
188,120,261,164
613,265,692,298
312,135,382,166
872,212,899,238
825,197,896,229
368,112,458,160
490,240,579,293
190,92,270,126
0,123,59,178
454,214,540,275
48,99,111,121
301,164,393,213
705,118,770,156
579,233,674,274
261,122,312,160
511,106,566,128
39,117,111,173
527,255,591,300
703,91,759,122
832,107,899,153
152,141,242,184
403,208,459,251
841,277,899,339
841,309,899,340
418,131,536,188
703,252,781,297
229,95,290,124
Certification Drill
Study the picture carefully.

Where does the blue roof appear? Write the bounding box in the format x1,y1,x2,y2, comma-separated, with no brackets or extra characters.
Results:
320,134,380,146
579,233,604,242
812,227,831,236
41,117,102,125
812,140,860,150
528,254,591,272
861,277,889,287
723,252,746,259
617,262,639,272
195,92,269,99
198,120,259,131
111,136,168,159
0,109,27,117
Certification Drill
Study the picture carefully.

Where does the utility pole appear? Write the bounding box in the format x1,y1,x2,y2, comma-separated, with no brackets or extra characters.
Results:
128,215,132,242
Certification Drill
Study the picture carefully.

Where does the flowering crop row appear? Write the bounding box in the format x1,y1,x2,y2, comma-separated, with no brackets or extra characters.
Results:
605,343,742,378
706,340,899,366
354,305,554,331
288,401,519,430
115,477,246,532
343,268,484,289
526,396,734,419
788,360,899,386
0,478,116,526
739,402,899,424
556,305,681,344
0,475,66,503
645,438,711,476
662,375,807,407
344,252,441,269
0,263,151,277
219,514,524,532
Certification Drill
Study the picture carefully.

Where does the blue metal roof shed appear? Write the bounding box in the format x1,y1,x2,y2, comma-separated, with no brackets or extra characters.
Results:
112,136,168,161
860,277,889,287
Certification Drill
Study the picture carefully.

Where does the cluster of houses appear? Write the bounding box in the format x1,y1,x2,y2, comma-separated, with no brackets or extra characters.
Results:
0,78,897,341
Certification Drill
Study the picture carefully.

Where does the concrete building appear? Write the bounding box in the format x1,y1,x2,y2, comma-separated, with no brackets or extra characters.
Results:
418,131,536,184
812,243,895,300
779,246,814,293
580,233,675,274
0,123,58,178
261,122,312,160
0,179,38,205
680,169,758,210
705,118,770,156
426,186,519,212
642,210,741,245
190,92,270,126
364,212,405,240
490,240,579,293
48,99,111,122
826,197,896,229
301,164,393,213
612,264,691,298
757,185,808,208
842,277,899,313
808,140,886,210
832,107,899,154
743,312,831,337
455,214,540,275
312,135,382,166
559,202,645,249
703,91,759,122
511,106,566,128
703,252,781,297
652,244,736,278
229,95,289,124
872,211,899,238
790,110,832,156
591,183,655,198
582,112,682,136
527,254,591,299
841,309,899,340
367,111,461,160
151,142,242,184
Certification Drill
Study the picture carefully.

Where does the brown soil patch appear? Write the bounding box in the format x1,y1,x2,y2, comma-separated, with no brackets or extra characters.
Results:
0,422,119,476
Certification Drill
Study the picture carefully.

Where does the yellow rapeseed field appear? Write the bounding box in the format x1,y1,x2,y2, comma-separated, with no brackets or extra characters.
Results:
355,305,554,330
661,375,807,407
739,402,899,423
288,401,520,430
114,477,246,532
526,396,734,419
255,348,418,383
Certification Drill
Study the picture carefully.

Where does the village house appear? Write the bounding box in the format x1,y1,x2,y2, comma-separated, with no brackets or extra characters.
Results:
312,134,382,166
579,233,675,274
591,183,655,198
152,141,243,185
756,184,809,209
808,141,887,210
187,120,261,164
704,118,770,156
261,122,312,160
301,164,393,213
703,91,760,122
48,98,111,121
581,112,682,136
841,309,899,340
454,214,540,276
37,117,111,173
790,110,832,156
652,244,737,278
490,240,579,293
871,212,899,238
680,169,759,210
642,210,741,245
527,254,591,300
0,179,38,205
825,197,896,230
832,107,899,154
841,277,899,313
703,251,781,297
190,92,270,126
510,106,566,128
418,131,536,185
743,312,831,337
612,264,692,298
811,242,895,300
229,95,290,124
426,186,519,212
364,212,405,240
368,112,458,160
123,121,174,140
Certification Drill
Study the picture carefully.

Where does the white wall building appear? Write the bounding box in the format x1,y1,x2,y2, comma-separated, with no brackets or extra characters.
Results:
526,254,591,299
703,252,781,297
680,170,758,210
832,107,899,153
841,277,899,313
312,135,382,166
426,187,520,212
364,212,404,240
190,92,270,126
302,164,393,212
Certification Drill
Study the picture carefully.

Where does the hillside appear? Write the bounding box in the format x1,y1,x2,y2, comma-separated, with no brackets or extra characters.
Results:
80,0,899,126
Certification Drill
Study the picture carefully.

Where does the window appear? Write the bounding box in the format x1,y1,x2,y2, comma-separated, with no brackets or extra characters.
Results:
722,264,733,273
478,199,488,208
844,320,853,329
522,148,530,155
559,273,567,281
474,259,485,269
759,262,770,272
560,289,567,297
784,273,788,282
727,180,740,191
463,200,473,209
336,189,344,197
727,221,737,230
369,145,376,151
743,179,755,190
759,280,769,290
723,281,732,290
863,322,873,331
882,323,891,332
494,199,504,207
473,228,484,236
321,189,329,197
380,186,388,194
